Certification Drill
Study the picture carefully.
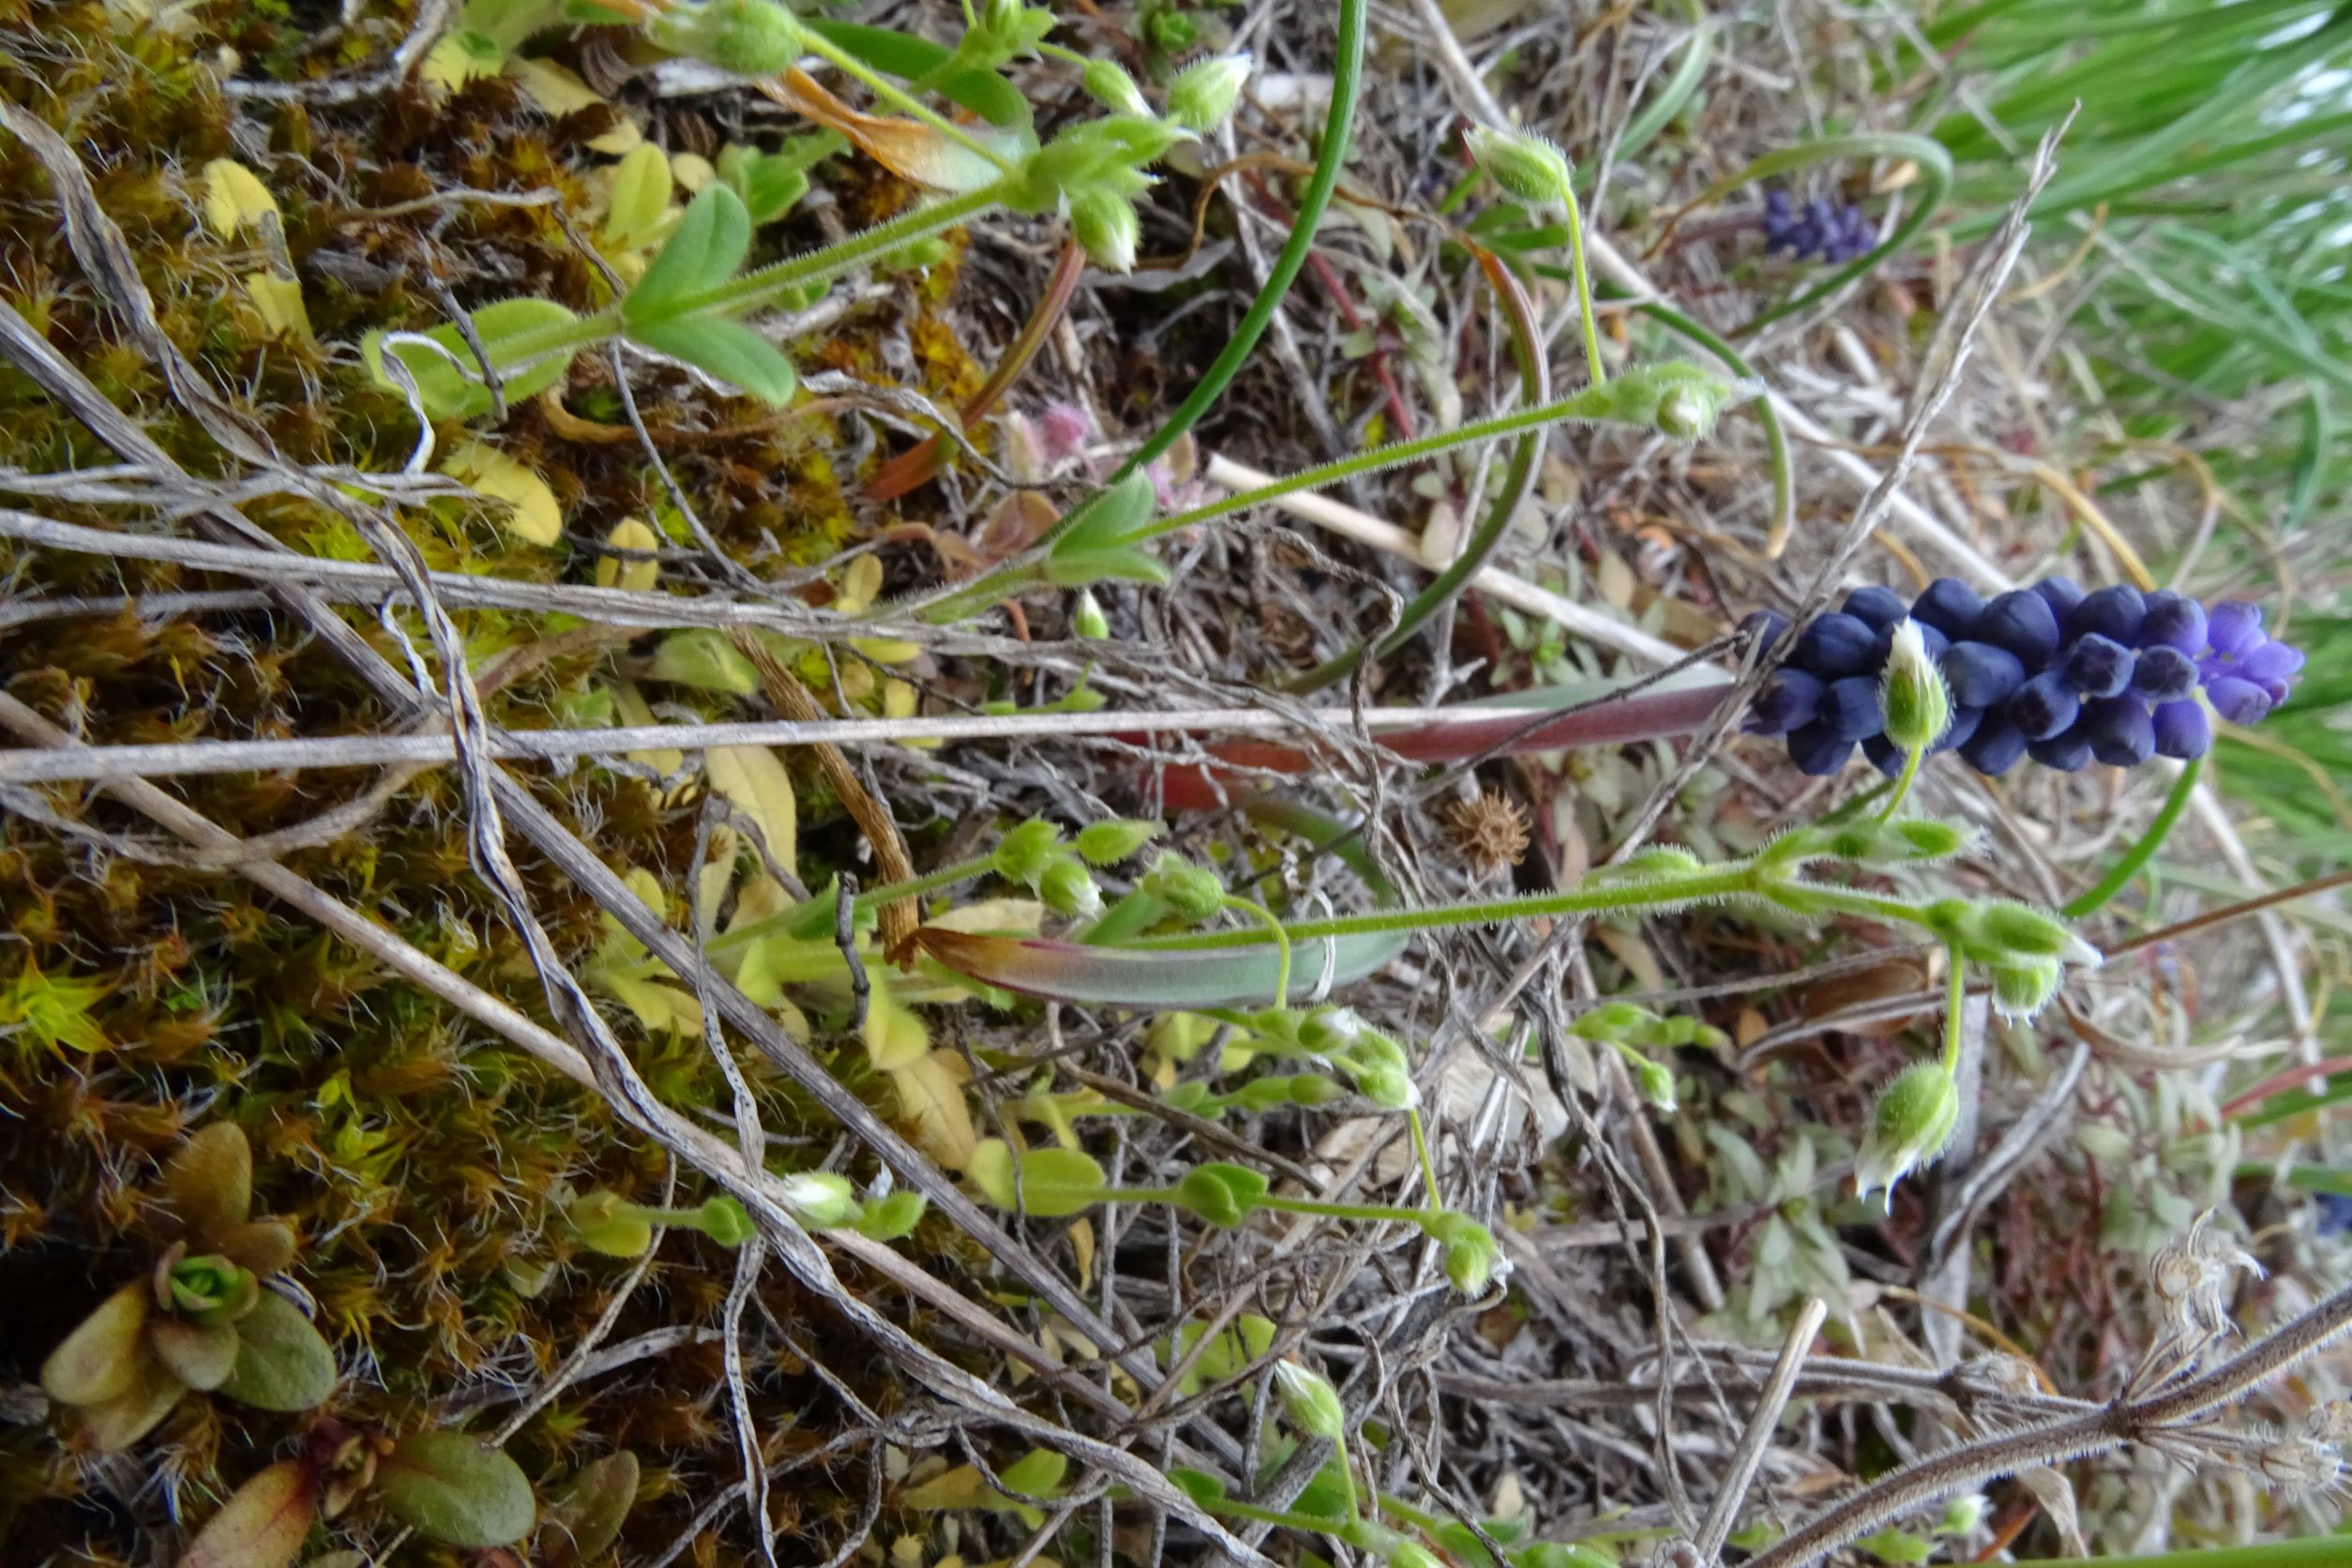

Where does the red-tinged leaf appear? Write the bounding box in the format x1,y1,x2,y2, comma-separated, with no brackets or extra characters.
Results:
180,1459,320,1568
916,927,1404,1009
766,68,1021,192
1156,679,1734,811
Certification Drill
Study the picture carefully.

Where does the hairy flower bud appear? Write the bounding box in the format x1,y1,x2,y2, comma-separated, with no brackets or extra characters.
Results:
1167,52,1250,130
776,1172,862,1229
1071,587,1111,640
1465,126,1574,211
992,818,1062,887
1988,956,2061,1020
1855,1062,1959,1210
1440,1221,1498,1295
1141,852,1225,924
1038,854,1104,918
650,0,803,75
1881,619,1952,754
1082,58,1153,118
1272,1359,1347,1440
1070,188,1139,273
1072,817,1158,865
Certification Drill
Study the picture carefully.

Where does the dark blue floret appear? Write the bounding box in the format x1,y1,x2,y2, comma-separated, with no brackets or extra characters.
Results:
2072,584,2146,646
2061,633,2133,699
2031,576,2086,624
1740,609,1791,650
2008,670,2080,742
1975,590,2061,667
1749,578,2299,779
1912,579,1985,641
1931,704,1984,755
1787,721,1853,776
2130,645,2197,702
1843,585,1909,632
2082,697,2155,768
2151,700,2210,761
1761,190,1877,264
2028,727,2094,772
1792,612,1881,677
2139,592,2206,656
1941,641,2026,706
1746,671,1824,735
1819,676,1885,743
1960,718,2028,776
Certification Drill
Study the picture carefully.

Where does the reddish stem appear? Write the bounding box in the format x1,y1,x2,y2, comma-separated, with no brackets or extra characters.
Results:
2219,1053,2352,1121
1150,682,1736,810
866,239,1088,504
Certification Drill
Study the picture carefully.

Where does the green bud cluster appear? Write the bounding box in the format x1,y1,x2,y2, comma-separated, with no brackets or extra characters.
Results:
992,819,1107,919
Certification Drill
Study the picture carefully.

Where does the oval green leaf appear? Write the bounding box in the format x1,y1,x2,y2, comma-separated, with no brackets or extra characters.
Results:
625,183,752,324
378,1430,536,1547
218,1291,338,1411
363,297,580,421
627,315,798,405
540,1450,640,1568
41,1281,151,1407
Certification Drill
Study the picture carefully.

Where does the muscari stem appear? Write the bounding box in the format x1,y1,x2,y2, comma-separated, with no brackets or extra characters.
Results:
2061,753,2203,918
1282,243,1547,695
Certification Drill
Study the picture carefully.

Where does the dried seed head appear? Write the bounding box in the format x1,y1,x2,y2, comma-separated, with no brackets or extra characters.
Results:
2254,1426,2347,1501
2149,1208,2264,1348
1445,791,1530,874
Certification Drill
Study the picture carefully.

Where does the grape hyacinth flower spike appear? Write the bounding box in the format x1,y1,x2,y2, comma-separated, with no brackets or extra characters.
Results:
1760,188,1878,264
1742,580,2302,780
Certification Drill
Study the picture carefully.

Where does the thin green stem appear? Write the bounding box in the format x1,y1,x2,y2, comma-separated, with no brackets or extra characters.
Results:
795,28,1019,175
2061,754,2204,918
1560,181,1607,388
1407,1108,1440,1212
1877,745,1925,823
1256,1195,1439,1226
1282,245,1546,694
1222,895,1293,1009
1128,865,1762,949
1096,0,1368,487
1939,947,1966,1074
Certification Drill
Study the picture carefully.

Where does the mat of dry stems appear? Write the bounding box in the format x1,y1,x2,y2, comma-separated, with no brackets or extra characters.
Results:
5,3,2349,1566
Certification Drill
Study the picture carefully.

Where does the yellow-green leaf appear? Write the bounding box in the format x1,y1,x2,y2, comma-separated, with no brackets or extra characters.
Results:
596,517,661,591
245,273,312,341
704,746,797,880
203,158,278,239
602,143,673,251
41,1281,150,1407
443,441,564,547
966,1139,1105,1217
889,1050,976,1170
860,984,928,1073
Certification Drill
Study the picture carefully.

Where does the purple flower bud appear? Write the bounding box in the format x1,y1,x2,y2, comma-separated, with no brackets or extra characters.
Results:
1792,612,1881,677
1975,590,2060,667
2129,644,2197,701
1940,641,2026,706
2031,575,2086,626
2071,584,2146,646
2205,674,2272,725
2138,591,2207,656
1930,704,1984,754
1819,675,1885,743
2151,699,2211,761
1912,579,1985,641
2061,633,2133,699
1843,585,1909,632
1959,718,2028,776
2028,726,2094,772
2206,601,2263,657
2008,670,2081,741
1787,721,1853,776
2081,696,2154,767
2238,640,2306,688
1746,670,1823,734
